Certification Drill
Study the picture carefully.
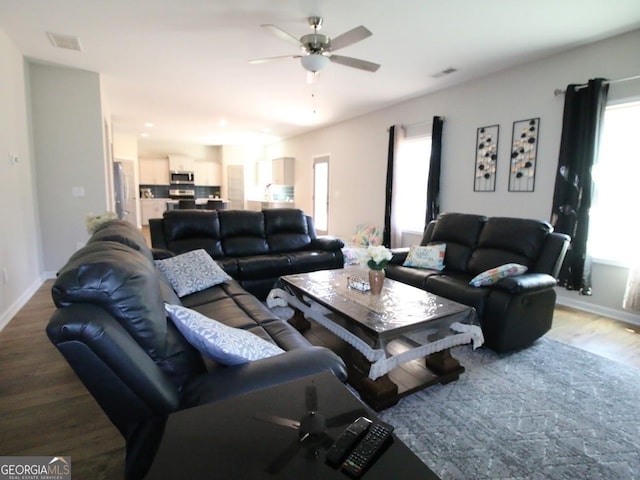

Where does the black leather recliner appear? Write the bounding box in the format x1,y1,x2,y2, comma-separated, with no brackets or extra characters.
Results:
150,208,345,299
46,220,347,479
386,213,570,353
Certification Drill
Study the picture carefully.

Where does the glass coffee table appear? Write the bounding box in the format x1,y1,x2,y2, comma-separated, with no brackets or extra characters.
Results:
269,269,484,410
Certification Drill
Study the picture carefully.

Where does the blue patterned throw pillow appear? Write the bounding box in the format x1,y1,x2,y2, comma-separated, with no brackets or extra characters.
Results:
469,263,528,287
403,243,446,270
154,249,231,297
164,304,285,365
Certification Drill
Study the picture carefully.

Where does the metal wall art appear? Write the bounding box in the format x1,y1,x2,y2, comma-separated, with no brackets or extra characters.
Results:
474,125,499,192
509,118,539,192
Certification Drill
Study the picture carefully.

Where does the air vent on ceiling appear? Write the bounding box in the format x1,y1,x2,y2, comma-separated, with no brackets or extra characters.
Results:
431,67,458,79
46,32,82,52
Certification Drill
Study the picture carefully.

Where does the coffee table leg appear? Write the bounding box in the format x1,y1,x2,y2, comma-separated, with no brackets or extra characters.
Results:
425,350,465,384
288,309,311,332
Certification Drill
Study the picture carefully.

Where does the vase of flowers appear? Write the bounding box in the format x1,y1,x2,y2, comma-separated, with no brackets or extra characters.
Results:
364,245,392,295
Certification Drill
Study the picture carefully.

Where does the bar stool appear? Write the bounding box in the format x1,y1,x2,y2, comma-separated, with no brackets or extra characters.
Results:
178,199,197,209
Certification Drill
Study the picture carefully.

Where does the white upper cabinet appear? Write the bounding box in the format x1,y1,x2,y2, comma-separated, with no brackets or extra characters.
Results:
272,157,295,185
168,155,195,172
194,159,221,186
139,158,170,185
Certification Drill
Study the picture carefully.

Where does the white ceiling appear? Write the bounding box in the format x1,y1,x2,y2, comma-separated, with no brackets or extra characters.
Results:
1,0,640,145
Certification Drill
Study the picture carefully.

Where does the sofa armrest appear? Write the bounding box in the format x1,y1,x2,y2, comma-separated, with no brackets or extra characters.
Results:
389,247,410,265
46,304,181,432
180,346,347,407
494,273,558,294
309,236,345,251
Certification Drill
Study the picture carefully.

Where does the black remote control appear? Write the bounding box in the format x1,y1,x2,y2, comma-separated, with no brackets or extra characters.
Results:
341,420,394,477
325,416,373,467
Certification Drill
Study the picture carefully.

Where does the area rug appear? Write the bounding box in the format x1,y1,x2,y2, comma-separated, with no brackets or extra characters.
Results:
378,338,640,480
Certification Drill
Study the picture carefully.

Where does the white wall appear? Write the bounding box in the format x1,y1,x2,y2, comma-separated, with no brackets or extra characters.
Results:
28,62,107,274
269,29,640,325
0,30,42,329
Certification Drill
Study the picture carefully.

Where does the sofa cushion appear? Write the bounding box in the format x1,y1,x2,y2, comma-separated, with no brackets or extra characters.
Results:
403,244,446,270
384,265,440,289
424,274,491,317
52,241,168,361
264,208,312,253
155,249,232,297
163,210,224,259
429,213,487,272
469,263,528,287
468,217,552,275
165,304,285,365
219,210,269,256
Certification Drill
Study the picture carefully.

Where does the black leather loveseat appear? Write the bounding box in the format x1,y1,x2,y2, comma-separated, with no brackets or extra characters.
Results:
46,220,346,479
386,213,570,353
150,208,344,299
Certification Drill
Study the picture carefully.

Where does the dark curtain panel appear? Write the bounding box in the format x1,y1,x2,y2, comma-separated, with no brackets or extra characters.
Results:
382,125,395,247
551,78,609,295
425,116,444,223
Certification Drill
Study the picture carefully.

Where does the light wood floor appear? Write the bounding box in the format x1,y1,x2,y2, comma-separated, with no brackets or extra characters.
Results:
1,281,639,479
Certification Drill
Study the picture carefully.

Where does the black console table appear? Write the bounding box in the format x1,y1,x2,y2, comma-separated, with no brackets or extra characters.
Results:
144,371,439,479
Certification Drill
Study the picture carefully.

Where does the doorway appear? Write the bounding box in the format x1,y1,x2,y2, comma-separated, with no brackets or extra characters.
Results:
313,155,330,235
227,165,245,209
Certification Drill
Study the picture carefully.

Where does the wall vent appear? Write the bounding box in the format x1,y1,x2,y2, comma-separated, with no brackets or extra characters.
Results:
431,67,458,79
46,32,82,52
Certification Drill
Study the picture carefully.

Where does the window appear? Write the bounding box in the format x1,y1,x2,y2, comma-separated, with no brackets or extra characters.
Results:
588,100,640,266
395,136,432,233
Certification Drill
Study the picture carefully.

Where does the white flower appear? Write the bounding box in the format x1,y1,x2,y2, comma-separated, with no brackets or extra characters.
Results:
365,245,392,270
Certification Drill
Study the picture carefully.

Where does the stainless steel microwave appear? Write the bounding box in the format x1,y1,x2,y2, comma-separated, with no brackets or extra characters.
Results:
170,171,194,184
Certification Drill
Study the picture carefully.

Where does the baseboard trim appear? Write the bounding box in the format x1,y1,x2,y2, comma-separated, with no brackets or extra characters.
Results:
0,274,47,332
556,296,640,327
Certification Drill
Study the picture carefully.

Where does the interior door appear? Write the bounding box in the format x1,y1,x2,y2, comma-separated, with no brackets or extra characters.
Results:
313,155,330,235
227,165,245,209
119,158,139,227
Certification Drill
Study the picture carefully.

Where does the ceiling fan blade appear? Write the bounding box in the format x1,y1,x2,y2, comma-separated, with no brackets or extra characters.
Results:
305,383,318,412
330,55,380,72
265,439,302,474
261,24,304,49
248,54,300,64
254,413,300,430
330,26,372,51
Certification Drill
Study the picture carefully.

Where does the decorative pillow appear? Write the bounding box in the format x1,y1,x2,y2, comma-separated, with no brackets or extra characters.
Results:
469,263,528,287
154,249,231,297
403,243,446,270
351,224,383,246
165,304,285,365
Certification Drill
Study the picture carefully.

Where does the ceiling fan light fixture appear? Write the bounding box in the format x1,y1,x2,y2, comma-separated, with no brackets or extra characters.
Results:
301,54,329,73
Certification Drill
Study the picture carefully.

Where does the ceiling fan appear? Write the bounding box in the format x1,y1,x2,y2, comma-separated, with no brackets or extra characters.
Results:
254,381,367,474
249,16,380,78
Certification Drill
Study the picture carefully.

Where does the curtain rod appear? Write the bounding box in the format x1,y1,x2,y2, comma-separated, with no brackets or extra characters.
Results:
554,74,640,96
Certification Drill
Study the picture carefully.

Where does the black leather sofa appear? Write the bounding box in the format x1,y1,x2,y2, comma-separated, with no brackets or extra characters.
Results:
150,208,344,299
46,220,347,480
386,213,570,353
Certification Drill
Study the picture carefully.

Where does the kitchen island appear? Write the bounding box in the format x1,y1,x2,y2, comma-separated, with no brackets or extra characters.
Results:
246,200,295,211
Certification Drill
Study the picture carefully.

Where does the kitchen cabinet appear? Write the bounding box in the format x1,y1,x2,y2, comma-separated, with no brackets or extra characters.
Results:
139,158,170,185
140,199,168,225
194,159,221,186
272,157,295,185
169,155,195,172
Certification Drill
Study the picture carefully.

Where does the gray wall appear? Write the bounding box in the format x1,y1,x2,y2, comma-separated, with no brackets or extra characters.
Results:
28,62,107,274
267,29,640,325
0,30,42,329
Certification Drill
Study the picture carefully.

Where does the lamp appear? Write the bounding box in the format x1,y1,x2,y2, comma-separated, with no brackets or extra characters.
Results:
300,54,330,73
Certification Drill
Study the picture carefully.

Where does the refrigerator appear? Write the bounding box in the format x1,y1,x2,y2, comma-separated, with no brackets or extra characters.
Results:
113,160,137,224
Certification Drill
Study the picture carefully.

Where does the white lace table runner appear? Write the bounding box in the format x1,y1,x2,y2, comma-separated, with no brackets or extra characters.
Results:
267,288,484,381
